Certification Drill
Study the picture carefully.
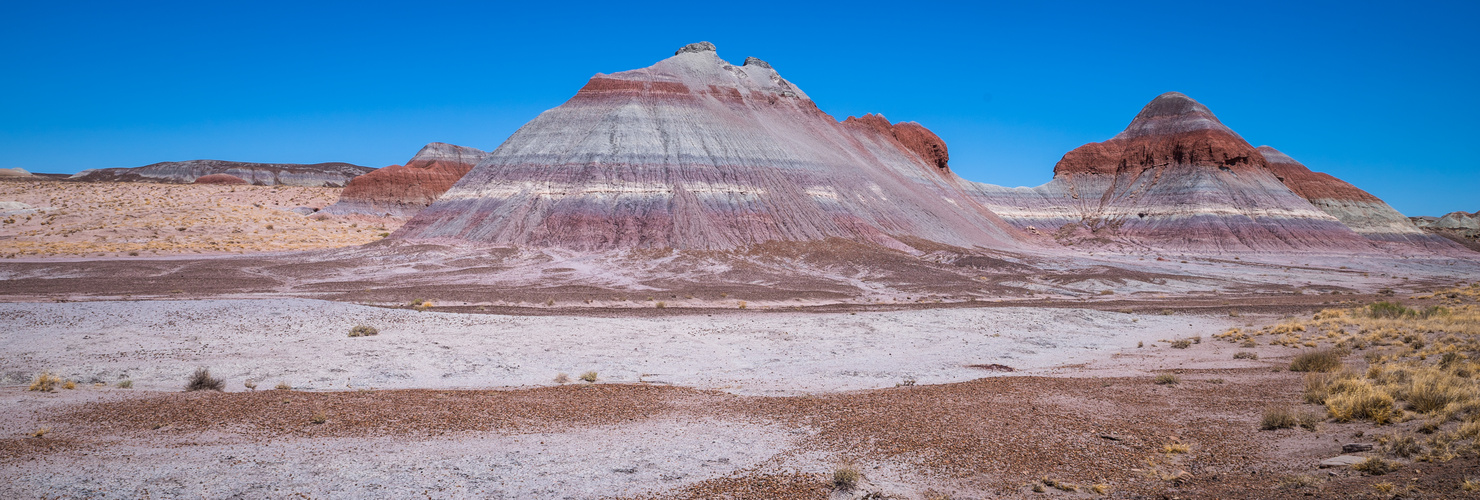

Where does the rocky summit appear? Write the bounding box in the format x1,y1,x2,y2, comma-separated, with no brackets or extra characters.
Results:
968,92,1381,253
324,142,489,217
392,43,1027,252
71,160,373,187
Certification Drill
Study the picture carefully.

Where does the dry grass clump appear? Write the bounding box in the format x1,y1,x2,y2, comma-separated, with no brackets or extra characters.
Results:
117,380,133,389
1039,477,1078,492
1233,351,1258,360
186,368,224,392
1352,456,1397,475
1260,407,1300,430
275,381,292,390
832,463,861,490
554,373,570,384
29,427,50,438
1169,339,1192,349
29,372,62,392
1153,373,1180,385
1278,474,1321,489
348,325,378,337
579,371,598,383
1289,348,1346,372
310,411,328,424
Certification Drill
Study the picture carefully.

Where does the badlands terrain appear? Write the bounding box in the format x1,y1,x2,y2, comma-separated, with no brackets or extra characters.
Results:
3,41,1480,499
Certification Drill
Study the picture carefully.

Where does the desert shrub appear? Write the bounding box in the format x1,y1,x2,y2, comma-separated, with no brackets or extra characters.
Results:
1419,305,1451,319
1154,373,1180,385
310,411,327,424
1383,434,1423,457
29,427,49,438
832,464,861,490
62,380,76,390
1353,456,1397,475
1298,410,1324,431
1041,478,1078,492
117,380,133,389
655,301,666,309
348,325,378,337
1162,443,1189,454
1261,407,1299,430
186,368,224,392
1402,369,1474,414
1326,380,1397,423
579,371,598,383
1169,339,1192,349
29,372,61,392
275,380,292,390
1234,351,1258,360
1090,484,1109,495
1369,301,1414,319
1462,477,1480,492
1290,348,1345,372
1279,475,1321,489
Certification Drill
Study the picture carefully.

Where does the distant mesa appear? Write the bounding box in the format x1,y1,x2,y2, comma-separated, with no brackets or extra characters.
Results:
968,92,1405,253
323,143,489,217
1412,210,1480,252
392,42,1026,252
70,160,373,187
0,167,35,178
193,174,249,185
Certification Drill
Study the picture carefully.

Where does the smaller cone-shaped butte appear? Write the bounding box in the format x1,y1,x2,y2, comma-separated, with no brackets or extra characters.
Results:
324,143,489,217
969,92,1378,253
392,43,1027,252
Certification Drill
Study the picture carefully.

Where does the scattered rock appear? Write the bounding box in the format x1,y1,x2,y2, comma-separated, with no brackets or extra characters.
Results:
1319,455,1367,468
1342,443,1374,453
674,41,717,55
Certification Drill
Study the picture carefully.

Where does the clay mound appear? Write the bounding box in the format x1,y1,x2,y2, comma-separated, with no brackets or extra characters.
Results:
393,42,1027,252
323,143,488,217
70,160,372,187
0,168,34,178
1413,211,1480,252
1257,146,1460,250
193,174,249,185
968,92,1374,253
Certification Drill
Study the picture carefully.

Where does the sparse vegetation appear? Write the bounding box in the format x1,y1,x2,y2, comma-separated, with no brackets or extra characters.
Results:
348,325,379,337
554,373,570,384
29,372,61,392
579,371,598,383
117,379,133,389
832,463,861,490
1040,477,1078,492
1233,351,1258,360
1161,443,1189,454
310,411,327,424
1260,407,1299,430
1154,373,1180,385
1278,474,1321,489
185,368,224,391
29,427,49,438
1169,339,1192,349
62,379,76,390
1353,456,1396,475
243,380,256,391
1289,348,1345,372
275,380,292,390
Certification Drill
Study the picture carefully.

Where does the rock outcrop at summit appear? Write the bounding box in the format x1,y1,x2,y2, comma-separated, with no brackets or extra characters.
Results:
393,43,1027,252
968,92,1375,253
71,160,372,187
1258,146,1460,250
324,143,488,217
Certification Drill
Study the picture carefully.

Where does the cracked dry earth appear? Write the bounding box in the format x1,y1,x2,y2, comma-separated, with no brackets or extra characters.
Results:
8,342,1478,499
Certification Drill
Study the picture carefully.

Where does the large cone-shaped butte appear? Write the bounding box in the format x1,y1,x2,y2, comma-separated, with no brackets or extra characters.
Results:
325,142,489,217
969,92,1381,253
392,42,1029,251
1257,145,1462,250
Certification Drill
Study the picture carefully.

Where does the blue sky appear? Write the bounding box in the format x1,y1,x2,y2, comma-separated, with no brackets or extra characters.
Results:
3,1,1476,215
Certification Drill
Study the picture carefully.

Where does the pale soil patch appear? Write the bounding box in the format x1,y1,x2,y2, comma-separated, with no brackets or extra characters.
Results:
0,181,402,257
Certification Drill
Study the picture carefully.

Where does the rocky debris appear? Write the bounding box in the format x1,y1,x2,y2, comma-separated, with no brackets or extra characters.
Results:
71,160,373,187
0,167,34,178
1319,455,1368,468
674,41,717,55
0,201,38,215
1259,146,1460,250
967,92,1380,253
193,174,249,185
323,143,488,217
1342,443,1373,453
742,56,771,69
394,43,1027,252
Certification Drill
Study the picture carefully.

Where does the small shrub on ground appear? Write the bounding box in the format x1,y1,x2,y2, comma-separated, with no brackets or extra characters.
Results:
1234,351,1258,360
1369,301,1414,319
1090,483,1109,495
117,380,133,389
1461,477,1479,492
1298,410,1323,431
29,372,61,392
1154,373,1179,385
833,464,861,490
348,325,378,337
1040,478,1078,492
310,411,327,424
1162,443,1189,454
243,380,256,390
1169,339,1192,349
1261,407,1299,430
186,368,224,392
1290,348,1345,372
61,380,76,390
1353,456,1397,475
29,427,49,438
1384,434,1423,458
275,381,292,390
554,373,570,384
579,371,598,383
1279,475,1321,489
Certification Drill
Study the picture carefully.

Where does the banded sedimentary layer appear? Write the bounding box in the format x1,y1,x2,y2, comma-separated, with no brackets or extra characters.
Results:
1258,146,1457,249
968,92,1378,253
324,143,488,217
71,160,372,187
394,42,1027,252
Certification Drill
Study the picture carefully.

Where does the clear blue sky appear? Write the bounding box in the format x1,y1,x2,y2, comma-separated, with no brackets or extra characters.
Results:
3,1,1476,216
